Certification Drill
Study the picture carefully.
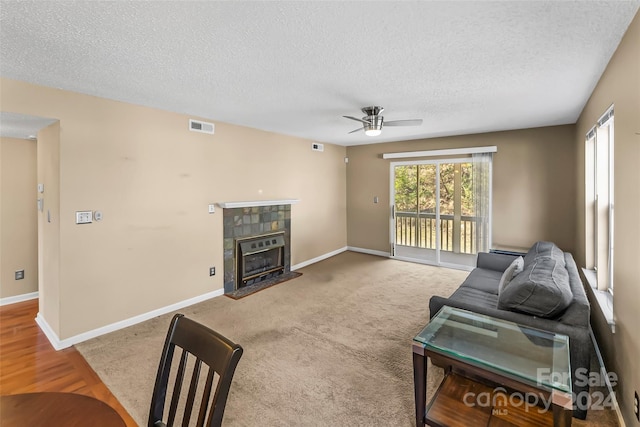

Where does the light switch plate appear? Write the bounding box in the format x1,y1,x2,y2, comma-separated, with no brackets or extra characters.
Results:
208,204,215,214
37,183,44,193
76,211,93,224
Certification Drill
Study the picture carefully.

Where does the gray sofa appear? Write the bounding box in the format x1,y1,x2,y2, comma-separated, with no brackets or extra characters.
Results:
429,242,591,419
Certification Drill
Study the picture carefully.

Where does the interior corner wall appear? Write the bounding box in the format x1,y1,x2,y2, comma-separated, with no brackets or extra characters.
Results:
37,122,61,336
0,78,347,340
346,125,577,255
574,11,640,426
0,137,38,298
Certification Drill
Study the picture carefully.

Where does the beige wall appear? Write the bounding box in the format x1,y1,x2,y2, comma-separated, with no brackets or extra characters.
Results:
575,12,640,426
1,78,347,339
0,137,38,298
346,125,576,254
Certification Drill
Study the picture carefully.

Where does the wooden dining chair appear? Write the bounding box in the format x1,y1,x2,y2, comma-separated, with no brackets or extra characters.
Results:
148,314,243,427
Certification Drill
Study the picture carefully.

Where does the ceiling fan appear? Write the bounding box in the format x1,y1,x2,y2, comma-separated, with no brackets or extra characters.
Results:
343,106,423,136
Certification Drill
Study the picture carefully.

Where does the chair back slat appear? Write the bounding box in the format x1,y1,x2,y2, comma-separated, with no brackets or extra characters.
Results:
196,369,216,426
148,314,243,427
181,358,202,427
167,349,189,427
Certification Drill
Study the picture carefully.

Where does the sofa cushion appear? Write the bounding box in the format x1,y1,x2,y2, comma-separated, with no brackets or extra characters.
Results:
460,268,503,295
524,241,565,268
498,256,524,295
448,286,499,308
497,257,573,318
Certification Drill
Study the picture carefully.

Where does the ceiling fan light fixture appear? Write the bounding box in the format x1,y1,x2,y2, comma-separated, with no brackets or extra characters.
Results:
364,115,383,136
343,106,421,136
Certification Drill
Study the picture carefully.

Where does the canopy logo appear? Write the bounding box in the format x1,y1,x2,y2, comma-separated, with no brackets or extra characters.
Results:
461,368,618,414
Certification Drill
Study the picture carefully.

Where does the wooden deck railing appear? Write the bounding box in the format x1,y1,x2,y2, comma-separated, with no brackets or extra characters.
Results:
395,211,479,254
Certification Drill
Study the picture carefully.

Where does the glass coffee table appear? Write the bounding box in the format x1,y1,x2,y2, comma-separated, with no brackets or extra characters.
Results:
412,306,572,427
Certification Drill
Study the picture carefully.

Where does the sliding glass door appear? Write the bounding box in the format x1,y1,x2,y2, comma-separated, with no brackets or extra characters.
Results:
393,163,438,264
391,156,491,268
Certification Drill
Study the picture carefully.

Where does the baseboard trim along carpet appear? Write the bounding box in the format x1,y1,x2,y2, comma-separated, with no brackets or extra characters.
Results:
291,246,348,270
346,246,391,257
37,289,225,350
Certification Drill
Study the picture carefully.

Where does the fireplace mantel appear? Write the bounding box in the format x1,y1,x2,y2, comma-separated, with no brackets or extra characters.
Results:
217,199,299,209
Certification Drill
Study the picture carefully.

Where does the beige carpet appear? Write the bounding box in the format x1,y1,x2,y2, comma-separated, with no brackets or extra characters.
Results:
76,251,618,426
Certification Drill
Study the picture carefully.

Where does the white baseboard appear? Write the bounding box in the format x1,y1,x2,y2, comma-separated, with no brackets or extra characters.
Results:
346,246,391,258
291,246,348,270
0,291,38,306
35,312,62,349
36,288,225,350
589,328,625,426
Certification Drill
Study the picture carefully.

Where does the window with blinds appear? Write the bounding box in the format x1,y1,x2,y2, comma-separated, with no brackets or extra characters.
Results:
585,105,614,294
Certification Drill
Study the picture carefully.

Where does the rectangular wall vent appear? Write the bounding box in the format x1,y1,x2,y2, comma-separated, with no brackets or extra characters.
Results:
189,119,215,135
311,142,324,152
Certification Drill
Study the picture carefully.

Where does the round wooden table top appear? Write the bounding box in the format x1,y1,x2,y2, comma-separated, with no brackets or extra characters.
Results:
0,392,126,427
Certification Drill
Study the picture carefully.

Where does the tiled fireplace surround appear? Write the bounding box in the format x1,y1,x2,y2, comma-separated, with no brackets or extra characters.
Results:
222,204,291,294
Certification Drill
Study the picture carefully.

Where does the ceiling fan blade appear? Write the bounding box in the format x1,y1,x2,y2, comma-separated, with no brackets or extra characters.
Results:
343,115,371,125
384,119,423,127
348,127,364,134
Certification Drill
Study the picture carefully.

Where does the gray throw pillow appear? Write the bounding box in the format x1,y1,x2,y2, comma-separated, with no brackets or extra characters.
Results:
498,256,524,295
497,256,573,318
524,241,565,268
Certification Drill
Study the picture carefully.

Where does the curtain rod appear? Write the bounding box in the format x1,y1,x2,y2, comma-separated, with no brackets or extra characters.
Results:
382,146,497,160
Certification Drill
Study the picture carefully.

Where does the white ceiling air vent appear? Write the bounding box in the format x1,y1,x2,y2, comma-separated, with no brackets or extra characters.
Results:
189,119,215,135
311,142,324,152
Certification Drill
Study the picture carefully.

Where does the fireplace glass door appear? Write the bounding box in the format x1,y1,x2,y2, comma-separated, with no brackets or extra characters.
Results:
237,233,286,288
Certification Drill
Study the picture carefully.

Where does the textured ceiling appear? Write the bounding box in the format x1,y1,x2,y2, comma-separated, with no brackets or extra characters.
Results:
1,1,638,145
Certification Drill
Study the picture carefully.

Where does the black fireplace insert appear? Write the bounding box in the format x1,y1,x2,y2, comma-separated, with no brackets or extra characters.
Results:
236,232,285,288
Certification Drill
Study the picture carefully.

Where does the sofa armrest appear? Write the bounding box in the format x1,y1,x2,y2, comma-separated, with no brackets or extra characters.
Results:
476,252,518,272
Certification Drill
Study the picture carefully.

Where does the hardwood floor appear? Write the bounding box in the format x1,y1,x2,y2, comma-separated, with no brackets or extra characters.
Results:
0,299,137,426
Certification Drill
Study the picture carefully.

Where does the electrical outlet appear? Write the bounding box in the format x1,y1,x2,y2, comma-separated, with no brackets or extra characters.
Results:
15,270,24,280
634,390,639,421
209,267,216,276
